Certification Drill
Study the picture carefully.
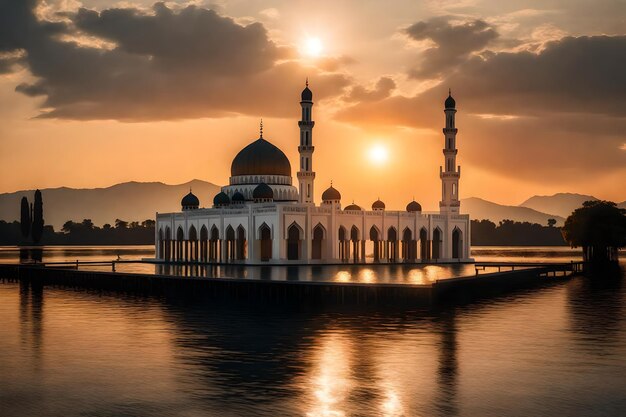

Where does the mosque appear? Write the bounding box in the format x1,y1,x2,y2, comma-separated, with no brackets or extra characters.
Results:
155,83,471,264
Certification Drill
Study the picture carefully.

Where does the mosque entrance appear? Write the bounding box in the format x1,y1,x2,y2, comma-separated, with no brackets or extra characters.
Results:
312,224,325,260
452,227,462,259
287,224,301,260
259,224,272,261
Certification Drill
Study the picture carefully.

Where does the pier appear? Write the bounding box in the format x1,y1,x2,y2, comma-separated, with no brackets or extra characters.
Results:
0,261,586,307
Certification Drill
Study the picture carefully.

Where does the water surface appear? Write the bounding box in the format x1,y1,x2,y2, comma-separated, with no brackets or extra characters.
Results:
0,249,624,416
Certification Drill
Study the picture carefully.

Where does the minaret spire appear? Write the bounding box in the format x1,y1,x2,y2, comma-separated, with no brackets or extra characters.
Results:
298,80,316,204
440,90,460,214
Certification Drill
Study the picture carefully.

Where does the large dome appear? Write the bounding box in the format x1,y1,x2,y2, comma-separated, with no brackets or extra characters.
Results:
231,138,291,177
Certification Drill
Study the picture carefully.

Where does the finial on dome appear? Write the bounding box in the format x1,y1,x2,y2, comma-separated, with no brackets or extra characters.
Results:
259,118,263,138
448,88,451,96
306,77,309,87
330,179,333,186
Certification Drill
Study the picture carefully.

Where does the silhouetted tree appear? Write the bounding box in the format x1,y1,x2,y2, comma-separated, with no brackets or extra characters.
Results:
547,218,557,228
562,200,626,263
81,219,94,229
62,220,76,233
31,189,44,244
103,223,112,230
115,219,128,229
20,196,31,238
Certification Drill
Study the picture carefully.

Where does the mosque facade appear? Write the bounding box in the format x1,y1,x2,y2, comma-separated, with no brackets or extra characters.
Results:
155,83,471,264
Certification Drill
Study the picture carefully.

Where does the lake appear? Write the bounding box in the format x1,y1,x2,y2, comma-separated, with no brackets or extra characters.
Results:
0,245,584,283
1,247,624,416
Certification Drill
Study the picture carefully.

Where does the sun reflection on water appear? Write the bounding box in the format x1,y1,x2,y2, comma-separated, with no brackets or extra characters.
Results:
305,334,352,417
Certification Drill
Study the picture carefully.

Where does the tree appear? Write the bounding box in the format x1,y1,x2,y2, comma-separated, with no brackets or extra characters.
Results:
81,219,95,229
31,190,44,244
562,200,626,263
115,219,128,229
547,218,557,228
20,196,31,238
62,220,76,233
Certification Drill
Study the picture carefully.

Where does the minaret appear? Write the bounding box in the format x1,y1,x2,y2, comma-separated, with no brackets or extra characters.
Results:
440,89,461,214
298,79,316,204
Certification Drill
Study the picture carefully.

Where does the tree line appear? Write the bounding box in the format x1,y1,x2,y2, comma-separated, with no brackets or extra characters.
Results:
470,219,566,246
0,218,155,245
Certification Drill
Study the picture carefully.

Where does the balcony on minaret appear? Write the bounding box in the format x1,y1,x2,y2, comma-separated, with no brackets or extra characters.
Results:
298,120,315,127
443,127,458,134
298,145,315,152
297,171,316,178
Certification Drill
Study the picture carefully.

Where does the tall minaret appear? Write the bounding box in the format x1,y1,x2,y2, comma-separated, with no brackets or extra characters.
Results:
440,89,461,214
297,79,316,204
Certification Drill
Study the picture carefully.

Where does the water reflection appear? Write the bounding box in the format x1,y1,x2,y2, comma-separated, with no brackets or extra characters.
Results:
1,261,625,417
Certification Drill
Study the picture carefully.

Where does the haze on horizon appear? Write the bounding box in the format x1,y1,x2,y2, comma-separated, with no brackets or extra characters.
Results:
0,0,624,210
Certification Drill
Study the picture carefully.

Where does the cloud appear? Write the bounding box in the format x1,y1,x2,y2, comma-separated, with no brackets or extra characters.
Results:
337,35,626,183
344,76,396,102
404,16,498,78
2,1,351,121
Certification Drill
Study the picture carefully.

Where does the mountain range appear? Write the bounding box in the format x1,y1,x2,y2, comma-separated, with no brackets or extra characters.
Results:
0,180,623,230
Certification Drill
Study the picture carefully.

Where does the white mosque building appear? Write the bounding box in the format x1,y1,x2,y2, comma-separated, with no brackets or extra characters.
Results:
155,83,471,264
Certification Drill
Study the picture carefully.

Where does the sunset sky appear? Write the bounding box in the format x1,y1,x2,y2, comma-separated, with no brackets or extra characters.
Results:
0,0,624,210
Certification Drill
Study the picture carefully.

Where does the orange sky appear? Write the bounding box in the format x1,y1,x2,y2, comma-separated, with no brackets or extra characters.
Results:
0,0,624,209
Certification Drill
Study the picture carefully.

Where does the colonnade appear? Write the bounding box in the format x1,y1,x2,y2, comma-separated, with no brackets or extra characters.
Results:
157,224,463,263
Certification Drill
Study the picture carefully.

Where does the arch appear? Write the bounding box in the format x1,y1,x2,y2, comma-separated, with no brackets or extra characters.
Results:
369,225,380,241
189,225,198,241
338,226,348,261
158,228,164,240
225,225,235,261
387,226,398,262
312,223,325,260
236,225,247,260
176,226,185,262
338,225,347,241
432,227,442,260
287,222,302,260
402,227,416,262
350,226,361,262
209,225,220,262
452,227,463,259
350,226,360,241
210,225,219,240
419,227,429,260
370,225,381,262
259,223,272,261
199,225,208,262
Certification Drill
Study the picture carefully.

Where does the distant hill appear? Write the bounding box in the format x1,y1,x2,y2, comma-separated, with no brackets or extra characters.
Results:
519,193,598,218
462,197,565,226
0,180,221,230
2,181,621,231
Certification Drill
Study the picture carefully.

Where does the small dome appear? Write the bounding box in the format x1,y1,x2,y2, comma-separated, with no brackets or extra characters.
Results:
372,199,385,210
181,191,199,209
322,185,341,201
213,191,230,207
344,203,362,211
445,90,456,109
406,200,422,212
301,84,313,102
231,138,291,177
232,191,245,204
253,183,274,200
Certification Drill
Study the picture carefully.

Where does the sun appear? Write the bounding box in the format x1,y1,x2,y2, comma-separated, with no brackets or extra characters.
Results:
368,144,389,165
303,37,323,57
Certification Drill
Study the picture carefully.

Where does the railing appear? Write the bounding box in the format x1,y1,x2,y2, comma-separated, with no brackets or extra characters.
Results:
474,261,587,276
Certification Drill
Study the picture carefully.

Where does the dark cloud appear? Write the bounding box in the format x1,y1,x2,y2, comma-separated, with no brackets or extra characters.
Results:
1,1,350,121
345,76,396,102
337,35,626,183
404,16,498,78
